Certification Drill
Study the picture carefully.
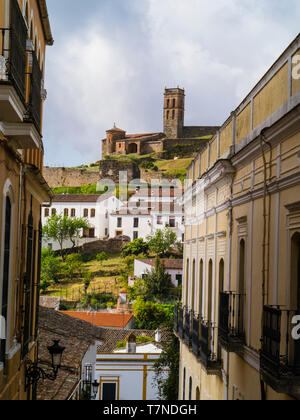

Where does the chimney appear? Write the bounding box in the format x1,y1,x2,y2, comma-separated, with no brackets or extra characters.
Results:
155,329,161,343
126,333,137,354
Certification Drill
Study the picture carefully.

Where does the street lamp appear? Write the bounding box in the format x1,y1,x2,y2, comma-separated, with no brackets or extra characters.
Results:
82,364,99,400
25,340,65,391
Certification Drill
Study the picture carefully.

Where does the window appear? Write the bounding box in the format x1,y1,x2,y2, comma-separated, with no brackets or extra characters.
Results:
239,240,246,333
199,260,204,318
191,260,196,312
23,207,33,358
169,218,175,228
157,216,163,225
71,209,76,218
117,218,122,228
183,368,186,401
208,260,213,322
102,383,117,401
176,274,182,286
189,377,192,401
172,110,175,120
51,208,56,216
84,209,88,218
170,186,175,197
133,231,138,240
91,209,96,218
0,197,12,364
185,259,189,307
64,208,68,217
44,208,49,217
166,111,169,120
133,218,139,228
173,98,176,108
105,228,108,237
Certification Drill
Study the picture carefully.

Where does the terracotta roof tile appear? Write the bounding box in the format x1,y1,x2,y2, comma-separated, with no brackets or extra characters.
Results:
136,258,183,270
59,311,134,328
52,194,102,203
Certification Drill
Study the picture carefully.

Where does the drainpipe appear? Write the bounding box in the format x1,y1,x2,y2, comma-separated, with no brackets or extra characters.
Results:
259,128,272,401
225,177,233,401
13,161,24,344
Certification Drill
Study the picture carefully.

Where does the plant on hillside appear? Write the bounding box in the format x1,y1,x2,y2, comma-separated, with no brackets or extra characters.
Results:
43,215,90,259
96,252,109,263
132,297,174,330
40,249,63,292
143,256,172,302
146,228,179,257
121,238,149,257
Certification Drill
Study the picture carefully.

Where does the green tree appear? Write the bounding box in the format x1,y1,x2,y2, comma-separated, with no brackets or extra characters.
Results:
96,252,109,263
121,238,149,258
43,215,90,259
143,256,171,301
153,318,180,401
132,297,174,330
41,249,62,291
146,228,178,257
62,253,83,282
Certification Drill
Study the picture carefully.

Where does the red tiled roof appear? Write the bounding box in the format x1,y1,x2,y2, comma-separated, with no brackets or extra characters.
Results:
137,258,183,270
52,194,102,203
60,311,133,328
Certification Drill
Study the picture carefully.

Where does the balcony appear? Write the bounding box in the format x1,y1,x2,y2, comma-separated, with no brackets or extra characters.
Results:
175,305,222,375
219,292,245,352
184,310,192,348
0,0,27,121
200,320,222,375
260,306,300,394
0,0,42,147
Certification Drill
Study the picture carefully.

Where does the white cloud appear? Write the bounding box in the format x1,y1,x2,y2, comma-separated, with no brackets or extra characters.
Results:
43,0,300,166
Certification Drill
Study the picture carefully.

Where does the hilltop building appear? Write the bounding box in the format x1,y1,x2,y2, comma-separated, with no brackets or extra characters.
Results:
101,88,219,157
176,34,300,401
0,0,53,400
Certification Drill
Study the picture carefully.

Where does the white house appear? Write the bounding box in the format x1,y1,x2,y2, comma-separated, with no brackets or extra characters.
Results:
134,258,183,287
42,194,123,249
109,185,185,242
95,333,167,401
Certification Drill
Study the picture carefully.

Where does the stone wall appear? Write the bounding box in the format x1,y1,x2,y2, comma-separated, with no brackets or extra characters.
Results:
44,167,100,188
182,126,219,138
99,160,140,183
79,238,129,255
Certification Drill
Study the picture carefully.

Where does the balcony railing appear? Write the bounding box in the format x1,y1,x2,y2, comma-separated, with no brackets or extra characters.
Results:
192,315,201,357
200,320,222,374
27,50,42,131
184,310,192,347
174,303,179,333
260,306,300,394
219,292,245,352
178,306,184,339
0,0,27,102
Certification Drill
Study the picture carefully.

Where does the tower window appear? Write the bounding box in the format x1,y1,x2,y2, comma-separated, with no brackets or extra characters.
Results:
166,111,169,120
172,110,175,120
173,99,176,108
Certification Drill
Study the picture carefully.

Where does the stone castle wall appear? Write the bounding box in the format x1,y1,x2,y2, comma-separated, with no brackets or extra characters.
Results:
99,160,140,183
43,167,100,188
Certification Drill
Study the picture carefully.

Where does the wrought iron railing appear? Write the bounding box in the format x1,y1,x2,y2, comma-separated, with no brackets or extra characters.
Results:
174,303,179,333
192,315,201,357
28,50,42,131
200,320,220,369
178,306,184,339
261,306,300,379
184,310,192,347
219,292,245,349
0,0,27,102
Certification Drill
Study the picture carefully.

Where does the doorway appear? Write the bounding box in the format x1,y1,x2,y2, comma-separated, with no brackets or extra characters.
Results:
291,233,300,367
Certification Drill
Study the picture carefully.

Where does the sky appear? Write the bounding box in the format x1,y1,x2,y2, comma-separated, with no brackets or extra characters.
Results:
43,0,300,167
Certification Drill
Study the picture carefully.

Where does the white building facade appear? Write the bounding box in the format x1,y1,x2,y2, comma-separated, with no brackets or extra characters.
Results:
109,184,185,242
134,258,183,287
42,194,123,249
95,335,167,401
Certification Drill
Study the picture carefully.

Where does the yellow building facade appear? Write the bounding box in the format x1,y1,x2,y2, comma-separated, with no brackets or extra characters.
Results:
175,34,300,401
0,0,53,400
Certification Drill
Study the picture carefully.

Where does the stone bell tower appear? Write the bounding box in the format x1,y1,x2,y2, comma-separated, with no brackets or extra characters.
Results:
163,87,185,138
